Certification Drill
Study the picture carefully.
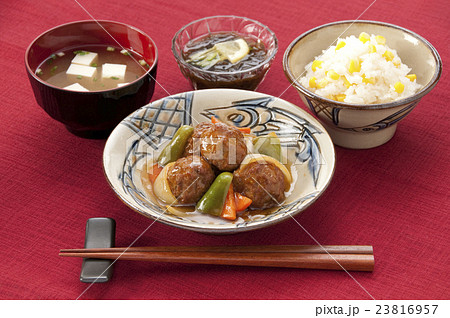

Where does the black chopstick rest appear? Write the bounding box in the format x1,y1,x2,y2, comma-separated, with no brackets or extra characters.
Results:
80,218,116,283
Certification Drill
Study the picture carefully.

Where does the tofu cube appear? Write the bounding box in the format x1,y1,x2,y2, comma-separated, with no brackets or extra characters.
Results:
66,64,97,79
64,83,89,92
71,51,98,66
102,63,127,80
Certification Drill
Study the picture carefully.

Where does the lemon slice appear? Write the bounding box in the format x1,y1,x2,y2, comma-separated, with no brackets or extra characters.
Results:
187,38,250,68
214,38,250,63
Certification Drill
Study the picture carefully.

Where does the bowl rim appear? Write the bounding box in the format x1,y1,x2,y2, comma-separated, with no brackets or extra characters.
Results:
282,20,443,110
24,19,159,94
171,15,278,76
102,88,336,234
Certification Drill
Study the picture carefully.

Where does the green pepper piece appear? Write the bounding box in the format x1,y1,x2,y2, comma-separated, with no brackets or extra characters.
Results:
158,125,194,166
253,132,282,162
196,172,233,216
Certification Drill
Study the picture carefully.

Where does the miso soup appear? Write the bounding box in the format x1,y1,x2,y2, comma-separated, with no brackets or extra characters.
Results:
36,45,150,91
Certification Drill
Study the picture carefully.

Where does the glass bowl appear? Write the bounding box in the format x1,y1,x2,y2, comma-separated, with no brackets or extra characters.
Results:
172,15,278,91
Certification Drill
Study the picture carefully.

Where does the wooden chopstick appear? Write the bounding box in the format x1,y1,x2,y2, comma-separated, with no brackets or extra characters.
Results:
60,245,374,272
60,245,373,254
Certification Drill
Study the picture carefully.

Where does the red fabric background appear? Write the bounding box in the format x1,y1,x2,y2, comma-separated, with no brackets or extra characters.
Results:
0,0,448,300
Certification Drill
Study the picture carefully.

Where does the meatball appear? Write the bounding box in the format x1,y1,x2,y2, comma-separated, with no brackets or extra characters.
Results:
233,161,286,209
167,155,215,204
184,122,247,171
182,122,211,157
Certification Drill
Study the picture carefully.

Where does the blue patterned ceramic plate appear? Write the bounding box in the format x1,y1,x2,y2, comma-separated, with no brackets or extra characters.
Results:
103,89,335,234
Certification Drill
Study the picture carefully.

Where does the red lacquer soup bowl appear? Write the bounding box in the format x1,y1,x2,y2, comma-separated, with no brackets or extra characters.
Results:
25,20,158,138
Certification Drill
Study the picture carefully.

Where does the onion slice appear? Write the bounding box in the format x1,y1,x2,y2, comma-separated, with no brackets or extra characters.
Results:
153,162,178,205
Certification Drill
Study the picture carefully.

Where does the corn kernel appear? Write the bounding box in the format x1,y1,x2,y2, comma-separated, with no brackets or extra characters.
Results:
312,60,323,72
375,35,386,45
368,44,377,53
383,50,394,61
327,70,340,80
327,95,336,101
406,74,417,82
317,78,328,89
343,76,351,88
362,75,375,84
336,94,346,102
309,77,317,88
335,41,346,51
394,81,404,94
393,60,401,67
359,32,370,43
349,59,361,73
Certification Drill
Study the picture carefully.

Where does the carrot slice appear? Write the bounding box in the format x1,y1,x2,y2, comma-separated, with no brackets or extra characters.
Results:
211,116,221,124
237,127,251,134
211,116,251,133
221,184,237,220
148,163,163,184
235,192,252,212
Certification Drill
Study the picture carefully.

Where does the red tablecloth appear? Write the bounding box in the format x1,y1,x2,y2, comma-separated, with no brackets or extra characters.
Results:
1,0,448,300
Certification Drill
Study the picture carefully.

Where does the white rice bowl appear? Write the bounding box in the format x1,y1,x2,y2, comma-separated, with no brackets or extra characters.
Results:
299,33,421,104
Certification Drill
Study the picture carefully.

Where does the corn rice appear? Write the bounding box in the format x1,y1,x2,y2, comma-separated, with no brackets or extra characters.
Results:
300,32,421,104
